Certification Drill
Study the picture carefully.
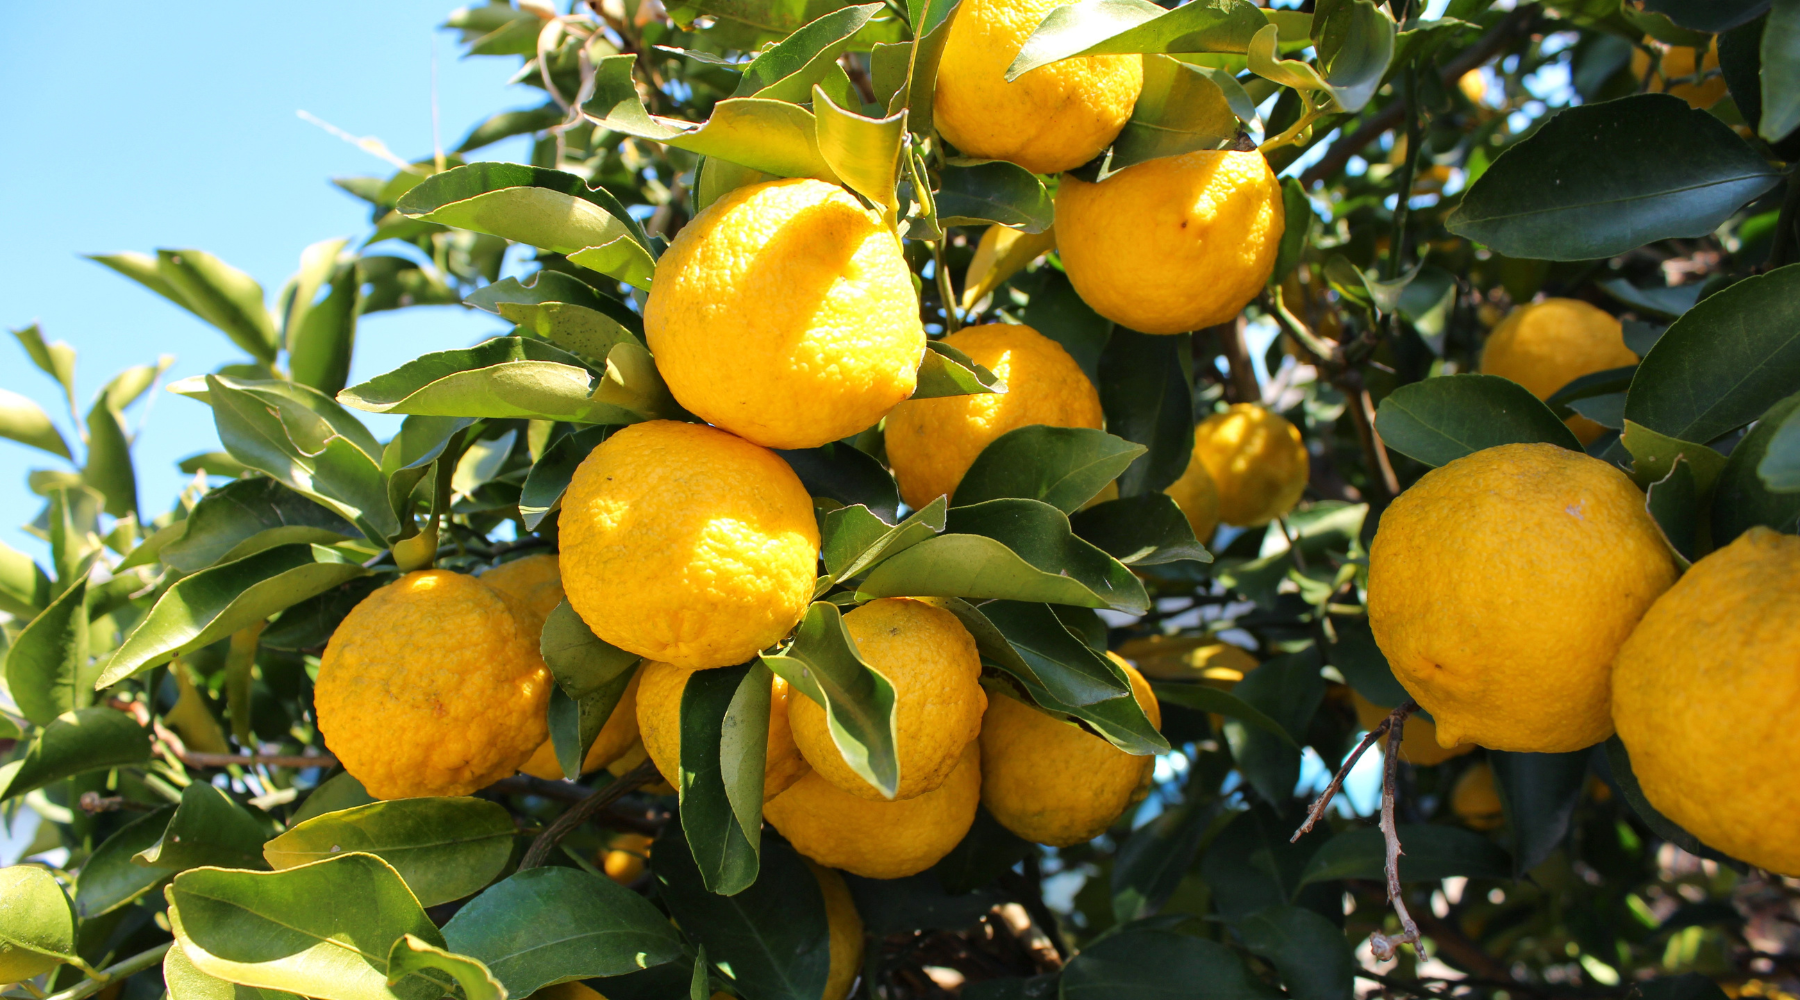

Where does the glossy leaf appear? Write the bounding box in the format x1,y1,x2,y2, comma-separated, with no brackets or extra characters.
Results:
935,161,1053,233
1620,421,1729,494
1069,493,1212,566
384,936,505,1000
1297,824,1512,885
1009,0,1269,78
138,782,274,873
1641,0,1768,32
441,866,683,996
1490,750,1591,875
168,854,447,1000
819,497,947,585
0,388,70,459
1374,373,1582,467
1233,906,1353,1000
1446,95,1780,260
5,576,90,725
0,865,79,983
1098,330,1193,497
155,249,280,364
1061,928,1279,1000
980,601,1166,754
397,163,649,258
893,0,962,135
1113,56,1239,168
1713,393,1800,542
0,538,53,619
1597,277,1700,320
735,5,883,102
761,601,901,798
99,543,369,687
541,599,641,698
546,665,638,780
912,340,1007,399
0,707,151,802
953,426,1144,513
814,86,906,222
1762,0,1800,142
339,336,671,425
161,477,358,573
678,660,768,894
1306,0,1396,112
292,772,378,824
264,798,515,907
164,940,303,1000
1623,264,1800,445
519,426,610,531
73,805,177,918
776,442,901,523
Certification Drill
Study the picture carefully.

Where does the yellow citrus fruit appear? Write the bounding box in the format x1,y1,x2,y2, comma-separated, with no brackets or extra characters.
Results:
644,178,924,449
560,420,819,670
1192,404,1309,527
316,571,550,799
600,832,653,885
980,660,1161,846
1479,298,1637,445
790,598,986,800
1116,636,1257,682
1348,690,1472,767
1164,446,1223,543
764,742,981,879
635,660,811,801
1632,37,1728,109
809,863,865,1000
1368,443,1678,753
884,324,1103,509
1451,762,1505,831
932,0,1143,175
478,553,565,627
518,671,643,780
1056,150,1284,334
604,740,677,795
532,983,608,1000
1613,527,1800,875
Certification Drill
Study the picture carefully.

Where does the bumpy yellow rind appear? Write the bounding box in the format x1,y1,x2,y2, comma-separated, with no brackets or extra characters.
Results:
764,742,981,879
635,659,811,801
1192,404,1309,528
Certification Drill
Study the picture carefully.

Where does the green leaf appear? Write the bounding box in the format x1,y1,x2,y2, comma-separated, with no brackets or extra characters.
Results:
1112,56,1240,169
1008,0,1269,79
74,805,178,918
1224,653,1325,803
1021,271,1112,385
0,539,53,621
1638,975,1735,1000
0,864,79,984
1490,750,1590,876
1061,928,1280,1000
339,337,673,425
168,853,447,1000
857,499,1150,613
0,707,151,802
1149,682,1296,747
819,498,946,587
520,427,611,531
1305,0,1396,112
678,660,769,894
138,783,274,873
1712,393,1800,542
1446,95,1781,261
5,576,90,725
457,105,564,153
162,478,358,573
651,820,832,1000
12,323,78,406
761,601,901,798
441,866,684,995
1069,494,1212,566
99,543,369,687
777,443,901,523
912,340,1007,399
1098,330,1194,497
385,936,506,1000
892,0,962,135
1374,373,1582,467
1620,421,1729,494
156,249,280,365
0,388,70,459
497,298,641,369
1111,797,1214,922
980,601,1166,754
1327,618,1416,713
84,397,138,518
813,86,906,223
546,665,639,780
292,772,378,824
1622,264,1800,445
397,162,650,260
466,272,642,338
1297,824,1513,885
1597,277,1700,320
264,798,515,907
1644,455,1699,566
1232,905,1353,1000
541,599,642,699
164,943,304,1000
735,5,884,103
1762,0,1800,142
260,578,383,653
289,255,359,398
953,426,1144,513
934,161,1052,233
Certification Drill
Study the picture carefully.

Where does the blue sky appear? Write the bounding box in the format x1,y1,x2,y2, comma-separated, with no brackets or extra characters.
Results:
0,3,538,558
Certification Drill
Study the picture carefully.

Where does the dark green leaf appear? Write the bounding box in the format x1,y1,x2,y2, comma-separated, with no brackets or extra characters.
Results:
1098,330,1194,497
137,783,273,873
1602,737,1730,862
734,5,883,102
1112,56,1240,169
819,498,947,584
0,707,151,802
1636,974,1734,1000
1112,798,1215,922
520,426,611,531
1296,824,1513,885
547,665,639,780
456,105,565,153
1374,373,1583,467
541,599,642,698
761,601,901,798
1149,682,1297,746
1069,494,1213,566
1757,400,1800,492
1621,421,1730,494
1233,905,1354,1000
1641,0,1767,32
1623,264,1800,445
1712,393,1800,542
954,426,1144,513
1597,278,1700,320
1644,455,1699,566
1762,0,1800,142
678,660,769,895
264,798,516,907
935,162,1053,233
1222,652,1324,804
5,576,90,725
288,256,358,398
913,340,1008,399
1061,928,1280,1000
1020,270,1112,386
1327,618,1420,715
260,578,384,652
1446,95,1780,260
162,478,358,574
981,601,1166,754
74,805,178,918
776,443,901,523
1490,749,1590,875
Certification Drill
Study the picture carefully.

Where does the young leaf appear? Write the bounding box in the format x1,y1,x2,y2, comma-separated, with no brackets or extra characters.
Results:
161,478,358,573
264,798,516,907
953,426,1145,513
1098,330,1193,497
441,866,684,996
678,660,769,894
0,707,151,802
137,782,274,873
99,543,370,687
0,388,70,459
0,865,80,984
1069,494,1212,566
1296,824,1513,885
5,575,90,725
1446,95,1780,260
168,853,448,1000
912,340,1007,398
761,601,901,798
1374,373,1583,467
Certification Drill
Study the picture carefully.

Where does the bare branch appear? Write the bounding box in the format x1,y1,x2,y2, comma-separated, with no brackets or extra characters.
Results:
520,760,662,869
1371,701,1423,961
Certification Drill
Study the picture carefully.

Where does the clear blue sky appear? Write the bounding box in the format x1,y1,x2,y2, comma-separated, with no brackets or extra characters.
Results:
0,3,539,559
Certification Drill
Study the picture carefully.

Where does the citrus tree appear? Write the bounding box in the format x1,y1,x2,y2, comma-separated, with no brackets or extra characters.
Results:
3,1,1798,999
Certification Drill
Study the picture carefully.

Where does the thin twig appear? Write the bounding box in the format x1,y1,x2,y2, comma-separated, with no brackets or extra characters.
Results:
1372,701,1422,961
1292,714,1394,841
77,793,158,814
43,942,172,1000
519,760,661,869
153,718,336,770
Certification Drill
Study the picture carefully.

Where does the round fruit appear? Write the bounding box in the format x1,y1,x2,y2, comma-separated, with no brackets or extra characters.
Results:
1479,298,1637,445
1191,404,1309,527
932,0,1143,175
1348,690,1472,767
810,863,865,1000
764,742,981,879
1612,527,1800,875
1368,443,1678,753
980,661,1161,846
478,553,565,627
884,324,1103,509
560,420,819,670
1055,150,1284,334
1632,37,1728,109
518,671,642,780
636,660,811,800
789,598,986,800
600,832,652,884
644,178,924,449
316,570,550,799
1164,443,1223,543
1451,762,1505,831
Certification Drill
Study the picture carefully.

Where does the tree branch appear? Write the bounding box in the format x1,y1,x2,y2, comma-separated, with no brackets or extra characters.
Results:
519,760,661,869
1371,702,1422,960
